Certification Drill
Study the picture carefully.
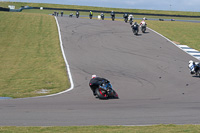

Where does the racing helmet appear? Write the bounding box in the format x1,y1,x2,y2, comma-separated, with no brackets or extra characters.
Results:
92,75,97,78
189,60,193,64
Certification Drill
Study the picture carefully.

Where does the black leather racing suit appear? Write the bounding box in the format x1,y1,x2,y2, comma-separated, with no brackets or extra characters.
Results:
89,77,109,95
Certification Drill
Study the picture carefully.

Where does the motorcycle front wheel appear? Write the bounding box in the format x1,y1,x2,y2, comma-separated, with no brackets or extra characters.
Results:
110,90,119,99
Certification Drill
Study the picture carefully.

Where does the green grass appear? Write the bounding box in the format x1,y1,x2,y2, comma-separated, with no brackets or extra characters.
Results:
1,1,200,132
0,12,70,98
0,125,200,133
146,20,200,51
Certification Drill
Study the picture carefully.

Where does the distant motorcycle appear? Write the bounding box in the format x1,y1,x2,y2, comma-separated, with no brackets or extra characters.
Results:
89,11,93,19
124,17,128,23
111,15,115,21
129,17,133,25
76,11,79,18
131,22,139,35
140,23,146,33
188,60,200,77
89,14,93,19
123,13,128,23
95,81,118,99
69,13,73,18
101,13,104,20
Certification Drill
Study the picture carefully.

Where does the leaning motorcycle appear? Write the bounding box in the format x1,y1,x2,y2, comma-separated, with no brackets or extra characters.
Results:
189,62,200,77
95,82,118,99
131,23,139,35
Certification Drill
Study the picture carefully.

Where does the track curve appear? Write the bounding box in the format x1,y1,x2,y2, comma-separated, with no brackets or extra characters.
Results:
0,17,200,126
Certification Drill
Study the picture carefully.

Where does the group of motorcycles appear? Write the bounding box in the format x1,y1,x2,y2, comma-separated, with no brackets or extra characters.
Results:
123,13,147,35
70,11,147,36
131,21,147,35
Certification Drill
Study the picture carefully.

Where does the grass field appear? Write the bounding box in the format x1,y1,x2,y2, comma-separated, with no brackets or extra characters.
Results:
144,20,200,51
0,125,200,132
0,12,70,98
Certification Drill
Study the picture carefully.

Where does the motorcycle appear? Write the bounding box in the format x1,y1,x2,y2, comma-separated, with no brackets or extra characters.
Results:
95,81,118,99
129,18,133,25
89,14,93,19
76,12,79,18
131,23,139,35
111,15,115,21
140,23,146,33
101,14,104,20
69,13,73,18
124,17,128,23
188,61,200,77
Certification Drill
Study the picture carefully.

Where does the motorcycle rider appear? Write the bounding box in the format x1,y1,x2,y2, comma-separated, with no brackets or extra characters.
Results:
129,14,134,25
140,17,147,26
188,60,200,75
123,13,128,22
129,14,134,21
89,11,93,19
89,75,110,96
76,11,79,18
110,10,115,20
132,22,139,28
100,12,104,20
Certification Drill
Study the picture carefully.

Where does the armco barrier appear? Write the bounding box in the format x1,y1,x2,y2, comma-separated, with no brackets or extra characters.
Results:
9,6,33,12
0,7,9,12
32,7,200,18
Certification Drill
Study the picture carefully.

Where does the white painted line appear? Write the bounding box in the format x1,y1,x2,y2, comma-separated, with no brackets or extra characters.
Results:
184,49,198,52
178,45,189,47
14,17,74,100
189,53,200,55
148,27,200,61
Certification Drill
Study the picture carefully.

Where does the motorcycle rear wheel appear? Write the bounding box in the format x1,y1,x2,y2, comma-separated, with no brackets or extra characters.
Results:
95,88,108,99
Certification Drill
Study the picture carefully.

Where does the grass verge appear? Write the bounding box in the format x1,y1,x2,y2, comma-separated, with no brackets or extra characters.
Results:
0,125,200,133
0,12,70,98
146,20,200,51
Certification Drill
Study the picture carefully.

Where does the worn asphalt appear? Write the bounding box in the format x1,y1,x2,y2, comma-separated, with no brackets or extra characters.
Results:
0,17,200,126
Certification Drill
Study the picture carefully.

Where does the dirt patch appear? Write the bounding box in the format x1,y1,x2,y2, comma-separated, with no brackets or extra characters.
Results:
173,41,180,44
37,89,50,94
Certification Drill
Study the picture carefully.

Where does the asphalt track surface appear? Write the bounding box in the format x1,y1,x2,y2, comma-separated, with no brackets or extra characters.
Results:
0,17,200,126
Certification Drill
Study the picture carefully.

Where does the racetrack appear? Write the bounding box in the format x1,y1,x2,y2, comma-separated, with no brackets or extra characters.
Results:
0,17,200,126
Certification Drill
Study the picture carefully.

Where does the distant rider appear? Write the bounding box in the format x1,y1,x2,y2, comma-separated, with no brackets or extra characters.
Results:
129,14,134,21
100,12,104,20
129,14,134,25
110,10,115,20
89,11,93,19
132,22,139,27
123,13,128,22
140,17,147,26
76,11,79,18
188,60,200,75
89,75,110,96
